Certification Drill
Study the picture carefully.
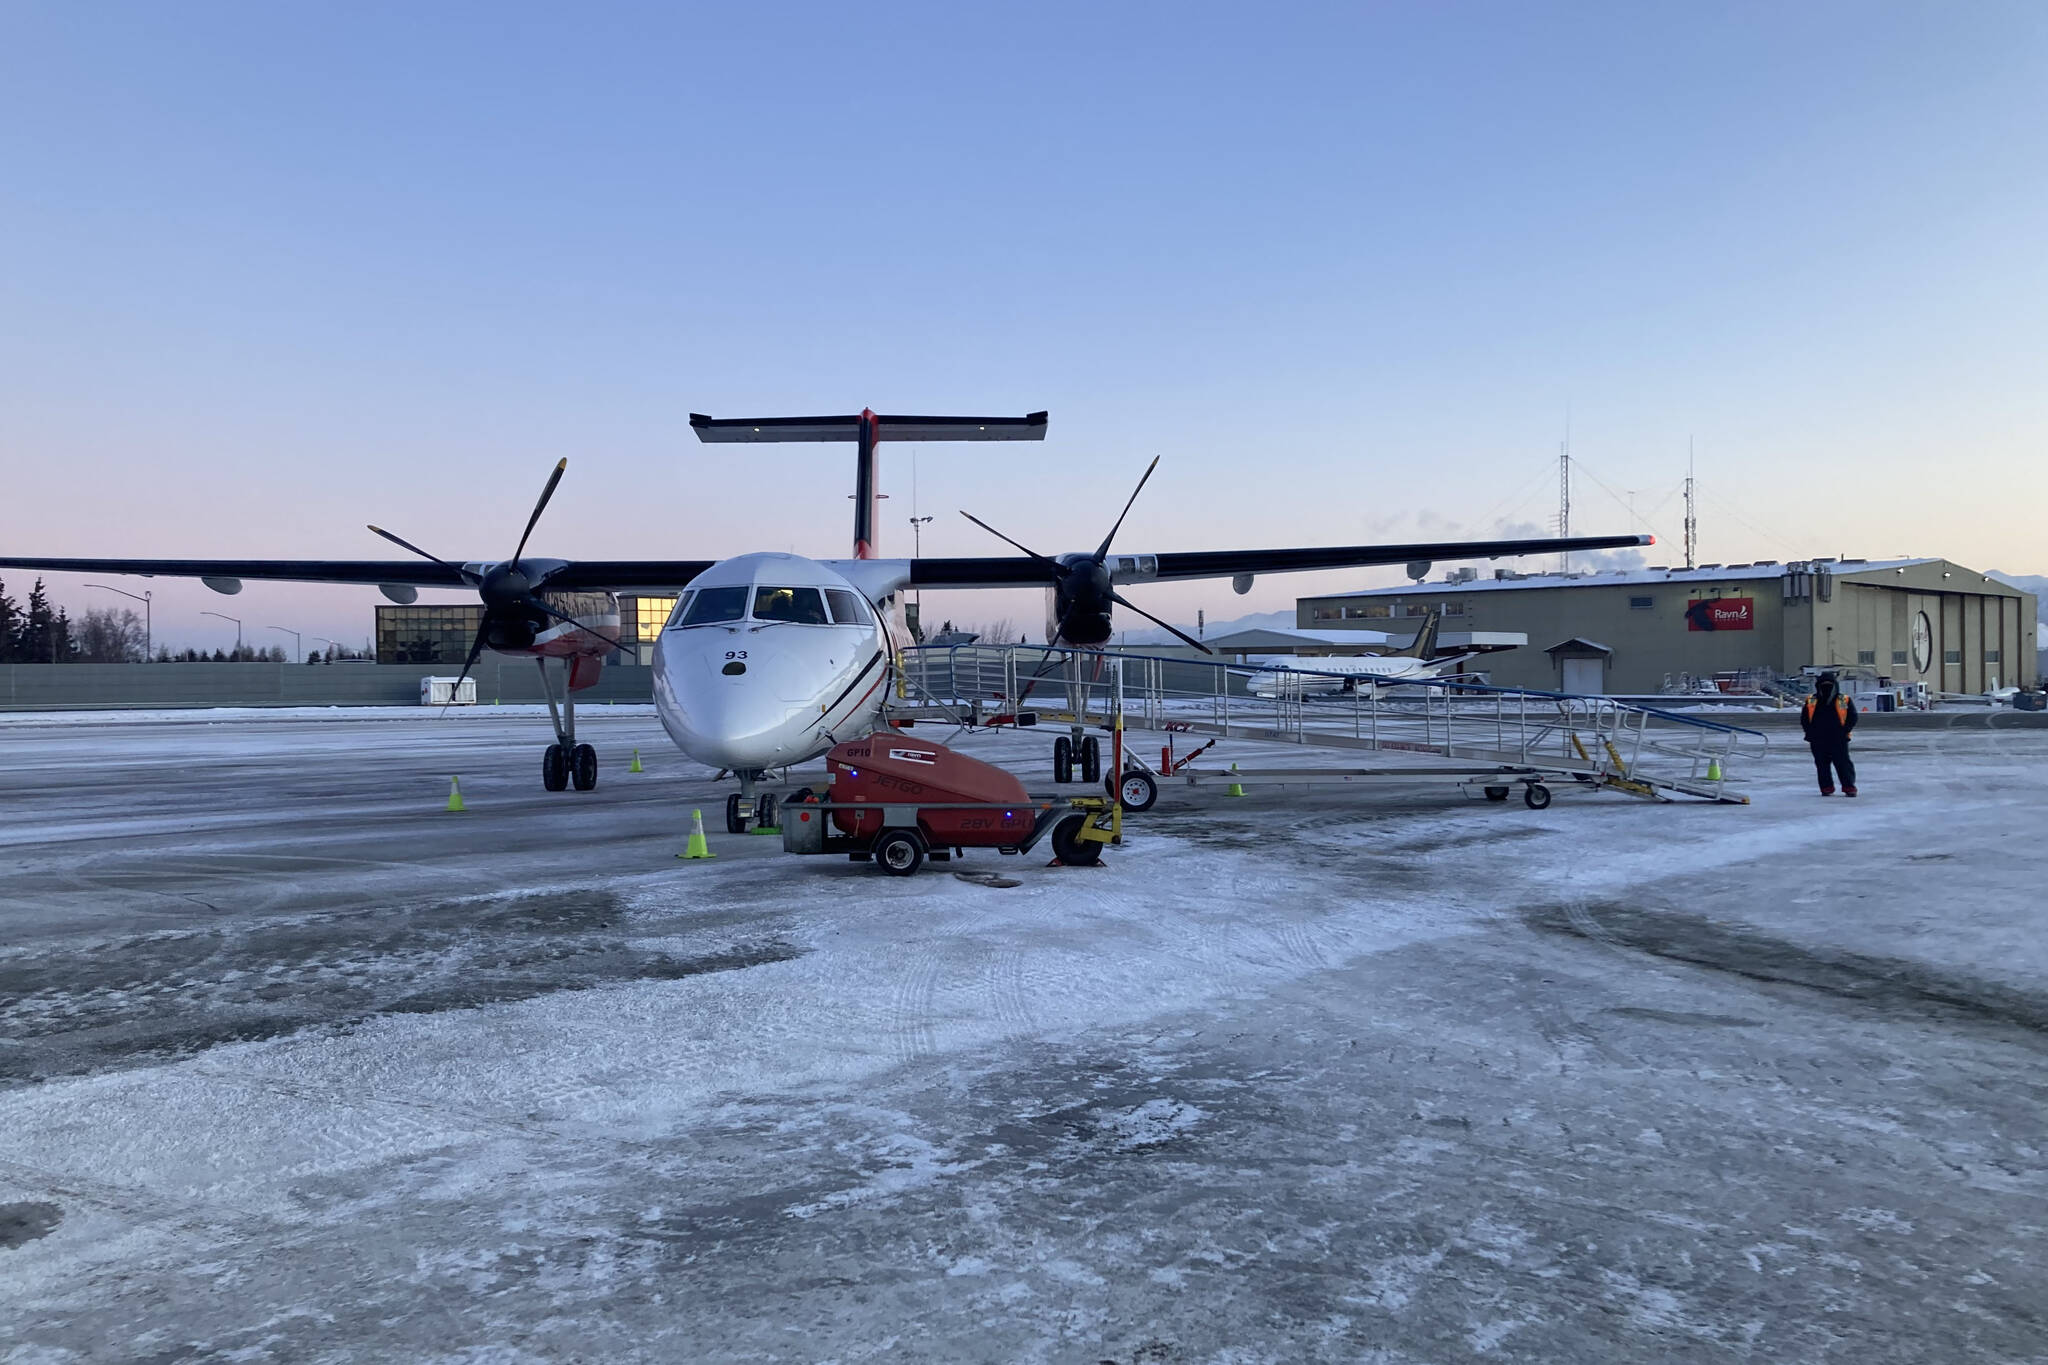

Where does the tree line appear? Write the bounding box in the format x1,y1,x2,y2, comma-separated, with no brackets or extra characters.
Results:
0,576,367,664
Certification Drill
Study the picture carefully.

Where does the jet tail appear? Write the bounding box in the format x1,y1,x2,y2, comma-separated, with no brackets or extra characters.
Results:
1394,606,1444,659
689,410,1048,558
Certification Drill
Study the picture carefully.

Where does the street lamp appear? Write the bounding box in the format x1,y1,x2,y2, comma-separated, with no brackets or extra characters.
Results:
909,515,934,639
82,583,152,660
266,625,302,660
201,611,243,656
310,635,342,662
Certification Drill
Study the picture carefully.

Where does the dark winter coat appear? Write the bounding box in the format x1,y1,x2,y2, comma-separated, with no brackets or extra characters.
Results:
1800,687,1858,746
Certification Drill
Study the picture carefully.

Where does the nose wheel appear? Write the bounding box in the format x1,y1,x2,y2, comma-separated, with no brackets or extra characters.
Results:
1051,734,1101,784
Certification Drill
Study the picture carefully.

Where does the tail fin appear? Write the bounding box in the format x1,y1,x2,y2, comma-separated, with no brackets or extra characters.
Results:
690,409,1048,559
1395,607,1443,659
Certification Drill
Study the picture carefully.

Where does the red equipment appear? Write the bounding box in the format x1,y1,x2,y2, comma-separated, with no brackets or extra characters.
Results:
779,730,1110,875
827,733,1034,843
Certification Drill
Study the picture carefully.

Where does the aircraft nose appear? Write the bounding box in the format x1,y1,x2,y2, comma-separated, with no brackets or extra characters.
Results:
654,632,808,769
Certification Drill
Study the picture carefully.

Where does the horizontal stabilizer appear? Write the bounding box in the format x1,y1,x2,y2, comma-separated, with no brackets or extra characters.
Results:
690,412,1048,443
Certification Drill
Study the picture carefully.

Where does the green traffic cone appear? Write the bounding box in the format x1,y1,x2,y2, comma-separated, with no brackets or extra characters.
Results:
629,748,644,773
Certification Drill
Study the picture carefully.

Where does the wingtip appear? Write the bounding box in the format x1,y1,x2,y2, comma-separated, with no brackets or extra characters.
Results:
555,457,568,472
1643,534,1657,545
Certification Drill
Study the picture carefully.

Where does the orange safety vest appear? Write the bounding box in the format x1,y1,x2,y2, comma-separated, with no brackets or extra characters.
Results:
1803,694,1850,725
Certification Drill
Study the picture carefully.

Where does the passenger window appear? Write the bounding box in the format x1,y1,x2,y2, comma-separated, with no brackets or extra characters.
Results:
825,589,873,626
681,586,749,625
663,592,695,629
753,586,829,624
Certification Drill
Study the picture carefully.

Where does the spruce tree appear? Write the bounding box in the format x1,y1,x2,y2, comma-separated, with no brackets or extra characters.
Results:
0,575,17,662
22,579,53,663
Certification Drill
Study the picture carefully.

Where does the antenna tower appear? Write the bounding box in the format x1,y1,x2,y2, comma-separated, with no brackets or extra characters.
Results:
1557,420,1572,574
1683,439,1697,570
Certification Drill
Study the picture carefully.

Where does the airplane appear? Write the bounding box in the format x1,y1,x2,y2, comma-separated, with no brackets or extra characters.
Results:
1,406,1652,832
1244,607,1476,697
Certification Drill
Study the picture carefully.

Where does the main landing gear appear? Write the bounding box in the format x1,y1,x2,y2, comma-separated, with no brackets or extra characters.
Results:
535,657,598,792
1052,732,1101,784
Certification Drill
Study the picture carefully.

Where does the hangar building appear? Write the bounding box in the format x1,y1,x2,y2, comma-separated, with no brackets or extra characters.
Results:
1298,558,2037,696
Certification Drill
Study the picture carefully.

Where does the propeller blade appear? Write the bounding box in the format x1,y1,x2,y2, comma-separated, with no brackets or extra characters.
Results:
1092,455,1160,564
367,524,474,579
439,619,494,716
1110,590,1213,654
528,597,636,659
511,458,569,565
958,512,1062,573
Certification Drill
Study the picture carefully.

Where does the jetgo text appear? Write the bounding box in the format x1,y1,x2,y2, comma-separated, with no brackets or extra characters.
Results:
1685,597,1754,632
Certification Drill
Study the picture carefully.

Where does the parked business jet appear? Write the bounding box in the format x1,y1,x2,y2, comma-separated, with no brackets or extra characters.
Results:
1245,609,1476,697
1,407,1649,830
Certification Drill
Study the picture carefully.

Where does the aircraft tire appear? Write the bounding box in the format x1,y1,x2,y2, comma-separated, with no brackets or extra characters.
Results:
1052,737,1073,784
571,744,598,791
725,792,748,834
542,744,569,792
1049,813,1102,866
874,829,925,876
1079,736,1101,784
756,793,779,830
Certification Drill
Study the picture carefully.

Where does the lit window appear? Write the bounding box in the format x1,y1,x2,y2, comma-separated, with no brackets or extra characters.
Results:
753,586,829,624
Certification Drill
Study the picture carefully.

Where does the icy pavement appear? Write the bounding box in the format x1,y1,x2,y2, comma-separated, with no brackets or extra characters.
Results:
0,710,2044,1362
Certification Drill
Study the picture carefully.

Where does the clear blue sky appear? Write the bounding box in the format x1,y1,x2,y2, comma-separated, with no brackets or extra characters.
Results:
3,2,2043,649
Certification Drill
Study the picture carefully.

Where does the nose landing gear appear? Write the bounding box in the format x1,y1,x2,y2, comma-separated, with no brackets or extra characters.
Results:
1051,732,1101,784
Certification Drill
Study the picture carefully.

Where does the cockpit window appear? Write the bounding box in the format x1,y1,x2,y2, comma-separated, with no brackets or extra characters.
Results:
663,592,695,629
824,589,873,626
752,586,829,625
680,586,749,626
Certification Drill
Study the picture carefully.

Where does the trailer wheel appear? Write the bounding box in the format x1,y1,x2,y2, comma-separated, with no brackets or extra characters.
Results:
1113,769,1158,813
1523,783,1552,811
1052,736,1074,784
1049,813,1102,866
874,829,926,876
1080,735,1101,784
1484,785,1510,802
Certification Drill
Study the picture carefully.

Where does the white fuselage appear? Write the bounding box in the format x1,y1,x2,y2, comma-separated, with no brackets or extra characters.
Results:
652,553,901,774
1247,654,1469,697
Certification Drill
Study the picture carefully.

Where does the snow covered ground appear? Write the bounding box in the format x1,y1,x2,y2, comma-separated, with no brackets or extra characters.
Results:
1,710,2044,1362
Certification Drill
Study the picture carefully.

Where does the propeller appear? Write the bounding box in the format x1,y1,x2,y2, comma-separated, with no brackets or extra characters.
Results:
367,458,636,705
959,455,1213,655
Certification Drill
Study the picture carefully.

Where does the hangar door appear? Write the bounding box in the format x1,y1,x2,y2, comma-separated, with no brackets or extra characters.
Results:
1561,657,1606,695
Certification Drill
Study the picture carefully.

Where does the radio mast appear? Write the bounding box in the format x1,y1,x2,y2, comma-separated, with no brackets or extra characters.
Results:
1557,411,1572,574
1683,439,1698,570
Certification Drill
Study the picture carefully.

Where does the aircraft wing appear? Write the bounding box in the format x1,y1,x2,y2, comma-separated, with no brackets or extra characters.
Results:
0,556,720,592
905,532,1654,588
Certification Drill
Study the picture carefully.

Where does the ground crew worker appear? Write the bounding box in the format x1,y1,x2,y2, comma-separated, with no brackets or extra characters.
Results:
1800,671,1858,796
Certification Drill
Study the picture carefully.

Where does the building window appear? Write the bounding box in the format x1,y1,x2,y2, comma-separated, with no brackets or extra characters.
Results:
1892,650,1908,665
1943,650,1962,665
1856,650,1876,665
1629,596,1654,610
1986,650,2001,663
1311,606,1341,621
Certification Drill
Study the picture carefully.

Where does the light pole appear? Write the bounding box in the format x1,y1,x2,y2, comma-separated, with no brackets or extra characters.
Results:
201,610,243,657
311,635,342,662
82,583,152,660
909,515,934,639
266,625,302,660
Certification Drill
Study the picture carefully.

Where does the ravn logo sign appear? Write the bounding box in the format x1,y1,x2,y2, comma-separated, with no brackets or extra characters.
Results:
1685,598,1754,632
